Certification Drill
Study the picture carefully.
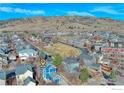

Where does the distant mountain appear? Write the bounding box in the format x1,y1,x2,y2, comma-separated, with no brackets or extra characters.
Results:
0,16,124,32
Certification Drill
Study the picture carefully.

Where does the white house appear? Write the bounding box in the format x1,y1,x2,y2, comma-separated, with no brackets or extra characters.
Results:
15,64,34,85
18,48,38,61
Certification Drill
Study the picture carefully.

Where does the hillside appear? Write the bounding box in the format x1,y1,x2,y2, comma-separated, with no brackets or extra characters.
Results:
0,16,124,32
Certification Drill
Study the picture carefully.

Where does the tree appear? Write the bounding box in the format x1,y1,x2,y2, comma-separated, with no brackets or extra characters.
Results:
79,67,89,82
53,54,63,68
68,26,74,29
24,31,29,34
32,33,37,37
109,70,117,82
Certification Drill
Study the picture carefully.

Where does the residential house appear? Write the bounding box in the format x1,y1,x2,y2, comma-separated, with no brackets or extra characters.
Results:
15,64,34,85
43,64,61,84
18,48,38,61
24,76,36,85
80,48,101,71
0,71,6,85
62,57,80,75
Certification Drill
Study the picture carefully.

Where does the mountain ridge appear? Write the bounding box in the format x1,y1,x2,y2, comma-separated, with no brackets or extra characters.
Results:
0,16,124,32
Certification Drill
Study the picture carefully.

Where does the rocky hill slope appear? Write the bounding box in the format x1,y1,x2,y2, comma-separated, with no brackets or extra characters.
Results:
0,16,124,32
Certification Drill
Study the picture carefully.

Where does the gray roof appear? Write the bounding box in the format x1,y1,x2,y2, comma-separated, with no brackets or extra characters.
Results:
24,76,36,85
64,57,80,64
0,48,4,54
0,71,6,80
18,48,37,56
63,57,80,75
6,70,15,79
80,48,100,70
15,64,33,75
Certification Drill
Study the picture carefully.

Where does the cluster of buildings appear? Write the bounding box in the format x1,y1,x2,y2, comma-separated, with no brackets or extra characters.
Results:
1,30,124,85
80,31,124,85
0,64,37,85
0,32,39,85
15,64,36,85
91,31,124,62
0,33,9,66
45,31,124,85
11,33,39,63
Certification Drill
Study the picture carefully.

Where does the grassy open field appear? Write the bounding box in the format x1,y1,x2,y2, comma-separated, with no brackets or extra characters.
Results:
44,43,80,57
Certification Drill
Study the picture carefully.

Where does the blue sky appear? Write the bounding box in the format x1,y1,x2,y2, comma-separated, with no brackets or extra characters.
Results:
0,3,124,20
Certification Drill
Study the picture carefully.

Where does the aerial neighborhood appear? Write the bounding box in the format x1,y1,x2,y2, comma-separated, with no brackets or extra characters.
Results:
0,16,124,85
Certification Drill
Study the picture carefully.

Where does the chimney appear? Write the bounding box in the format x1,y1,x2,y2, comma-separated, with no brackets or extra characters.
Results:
16,55,20,66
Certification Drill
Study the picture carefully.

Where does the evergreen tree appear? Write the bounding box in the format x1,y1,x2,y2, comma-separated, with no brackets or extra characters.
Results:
53,54,63,68
109,70,117,82
79,67,89,82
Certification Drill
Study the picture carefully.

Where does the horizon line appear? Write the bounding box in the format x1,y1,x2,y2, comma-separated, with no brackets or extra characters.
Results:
0,15,124,21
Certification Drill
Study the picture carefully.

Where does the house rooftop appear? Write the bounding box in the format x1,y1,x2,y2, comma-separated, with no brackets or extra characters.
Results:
80,48,100,70
24,76,36,85
18,48,37,56
44,64,57,80
15,64,33,75
64,57,80,64
0,71,6,80
6,70,15,79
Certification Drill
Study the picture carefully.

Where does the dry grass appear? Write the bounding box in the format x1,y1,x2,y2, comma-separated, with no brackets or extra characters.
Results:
44,43,80,57
0,16,124,33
